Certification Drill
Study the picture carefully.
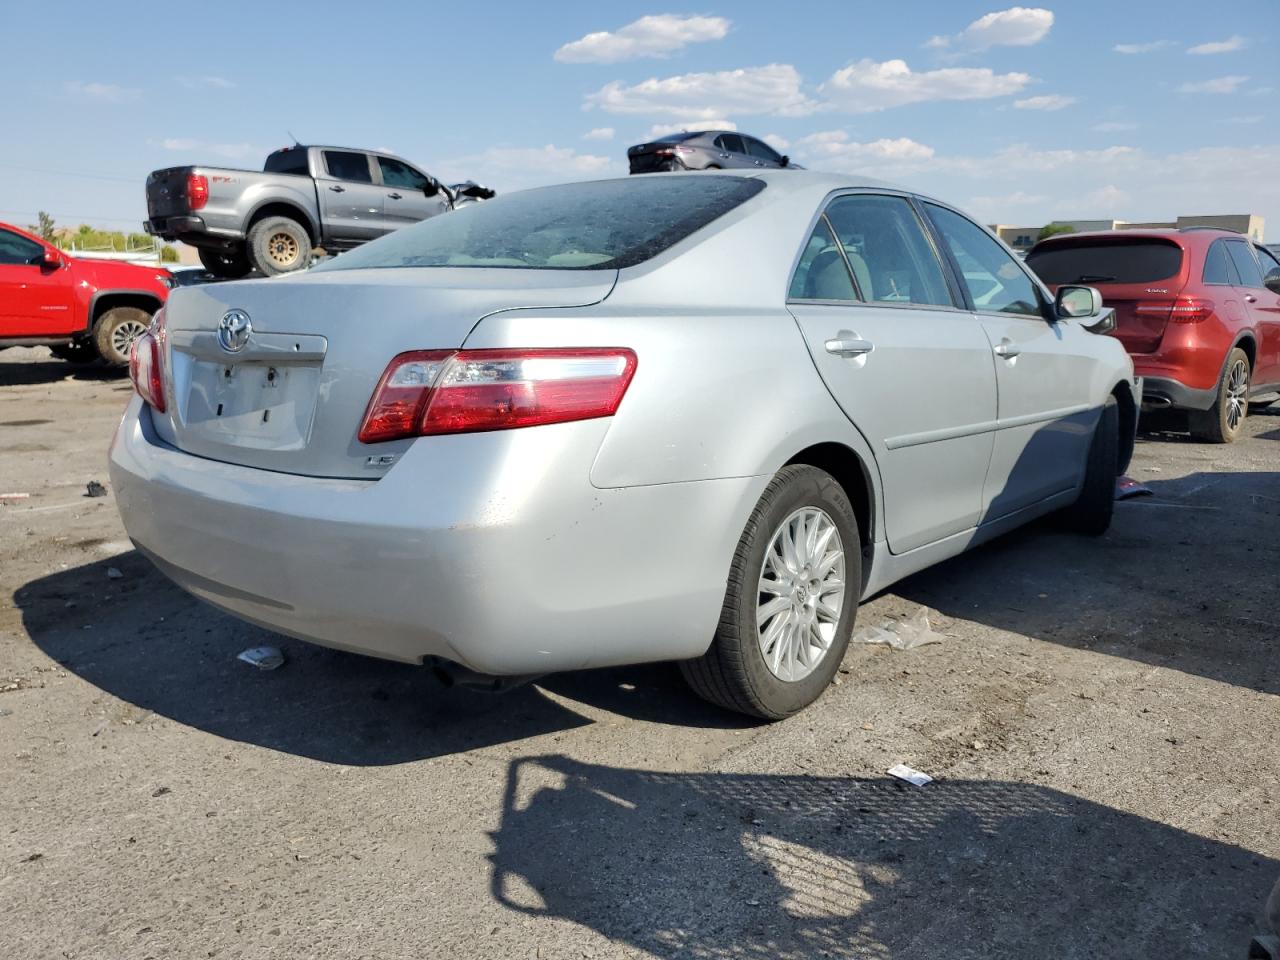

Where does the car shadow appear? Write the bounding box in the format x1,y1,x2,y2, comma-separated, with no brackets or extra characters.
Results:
894,470,1280,696
14,551,753,766
488,755,1277,957
0,356,126,387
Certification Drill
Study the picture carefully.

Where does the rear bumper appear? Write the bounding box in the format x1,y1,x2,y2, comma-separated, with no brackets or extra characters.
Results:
1139,376,1216,411
146,216,243,248
109,397,762,675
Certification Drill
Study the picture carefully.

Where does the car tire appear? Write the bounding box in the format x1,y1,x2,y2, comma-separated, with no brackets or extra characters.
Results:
1189,348,1250,443
92,307,152,368
1060,395,1118,536
198,246,252,279
247,216,311,276
680,464,861,720
49,340,101,365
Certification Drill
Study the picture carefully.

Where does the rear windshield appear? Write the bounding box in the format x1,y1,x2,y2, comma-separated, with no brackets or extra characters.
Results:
313,176,766,272
264,149,308,175
654,132,702,143
1026,239,1183,285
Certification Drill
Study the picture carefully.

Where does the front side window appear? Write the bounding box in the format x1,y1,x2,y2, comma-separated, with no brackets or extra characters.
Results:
1226,240,1265,288
823,195,952,307
377,157,429,190
323,151,373,184
714,134,746,154
1203,240,1239,285
744,138,783,163
788,218,855,301
927,204,1042,316
0,228,42,265
314,176,766,272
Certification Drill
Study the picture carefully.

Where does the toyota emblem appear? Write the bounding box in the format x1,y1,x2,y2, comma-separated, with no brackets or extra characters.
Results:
218,309,252,353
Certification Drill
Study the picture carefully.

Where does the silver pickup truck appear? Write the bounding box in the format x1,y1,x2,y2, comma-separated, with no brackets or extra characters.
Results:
145,145,485,278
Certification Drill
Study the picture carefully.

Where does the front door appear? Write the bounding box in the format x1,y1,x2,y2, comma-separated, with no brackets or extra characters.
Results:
922,202,1094,520
375,156,450,227
788,193,997,554
0,228,76,337
1229,240,1280,387
317,150,387,243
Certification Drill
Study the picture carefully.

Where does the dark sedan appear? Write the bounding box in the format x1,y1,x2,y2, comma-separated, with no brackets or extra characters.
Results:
628,130,796,174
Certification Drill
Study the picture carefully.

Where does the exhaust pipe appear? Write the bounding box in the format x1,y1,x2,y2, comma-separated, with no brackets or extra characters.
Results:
429,658,541,693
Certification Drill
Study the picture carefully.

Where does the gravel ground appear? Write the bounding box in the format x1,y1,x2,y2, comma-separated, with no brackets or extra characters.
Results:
1,345,1277,959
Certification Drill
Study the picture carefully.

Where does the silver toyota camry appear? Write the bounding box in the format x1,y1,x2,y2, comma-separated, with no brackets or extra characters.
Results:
112,172,1138,718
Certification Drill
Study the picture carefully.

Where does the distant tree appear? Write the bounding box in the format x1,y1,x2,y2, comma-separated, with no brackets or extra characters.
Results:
160,246,179,263
1038,223,1075,241
28,211,57,243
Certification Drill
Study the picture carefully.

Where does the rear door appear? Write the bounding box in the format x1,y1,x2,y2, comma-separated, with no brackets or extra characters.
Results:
1226,240,1280,386
375,156,449,227
0,228,76,336
787,192,997,554
925,203,1096,520
316,150,386,242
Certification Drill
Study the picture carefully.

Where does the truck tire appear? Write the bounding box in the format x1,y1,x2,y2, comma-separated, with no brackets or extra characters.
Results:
247,217,311,276
199,247,252,279
93,307,152,368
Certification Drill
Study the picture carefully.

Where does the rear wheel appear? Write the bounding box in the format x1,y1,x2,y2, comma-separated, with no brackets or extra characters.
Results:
247,216,311,276
680,465,860,719
92,307,152,367
198,246,251,278
1189,348,1250,443
1060,396,1118,536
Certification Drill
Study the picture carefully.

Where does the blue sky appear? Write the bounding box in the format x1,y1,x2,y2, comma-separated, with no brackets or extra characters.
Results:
2,1,1277,237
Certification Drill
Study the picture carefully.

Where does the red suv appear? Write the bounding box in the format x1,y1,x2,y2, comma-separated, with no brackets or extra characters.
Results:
0,221,171,368
1027,229,1280,441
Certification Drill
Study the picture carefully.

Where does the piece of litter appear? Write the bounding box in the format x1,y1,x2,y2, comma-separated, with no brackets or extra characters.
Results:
888,764,932,787
106,567,123,580
0,708,13,718
1115,476,1152,500
852,606,945,650
152,786,171,798
0,492,30,501
237,646,285,671
84,481,107,498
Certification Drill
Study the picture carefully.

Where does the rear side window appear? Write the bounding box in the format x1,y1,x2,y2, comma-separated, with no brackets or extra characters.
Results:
1026,240,1183,285
323,151,373,183
926,204,1041,316
314,176,766,272
1226,240,1264,288
825,195,953,306
789,218,856,301
264,149,309,175
1203,240,1239,285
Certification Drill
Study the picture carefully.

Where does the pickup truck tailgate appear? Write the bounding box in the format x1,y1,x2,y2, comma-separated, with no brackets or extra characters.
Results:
146,167,197,219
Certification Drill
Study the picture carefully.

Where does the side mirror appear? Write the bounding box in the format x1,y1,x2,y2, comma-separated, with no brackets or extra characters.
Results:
779,155,790,168
41,248,64,268
1055,284,1102,319
423,180,441,198
1265,267,1280,295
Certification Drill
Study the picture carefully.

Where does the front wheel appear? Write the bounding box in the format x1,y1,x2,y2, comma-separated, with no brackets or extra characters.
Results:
1189,348,1250,443
680,465,861,719
1059,396,1118,536
92,307,152,367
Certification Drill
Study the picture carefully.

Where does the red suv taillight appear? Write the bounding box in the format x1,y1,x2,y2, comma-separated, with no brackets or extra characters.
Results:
128,309,166,412
1134,296,1214,323
358,348,637,444
186,173,209,210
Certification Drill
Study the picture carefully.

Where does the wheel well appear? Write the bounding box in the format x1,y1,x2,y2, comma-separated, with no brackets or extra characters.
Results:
1111,383,1137,475
247,203,317,245
784,442,874,591
1235,335,1257,371
91,293,162,327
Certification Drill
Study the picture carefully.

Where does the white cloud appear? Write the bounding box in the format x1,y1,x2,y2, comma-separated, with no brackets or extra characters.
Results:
178,76,235,89
820,59,1032,112
968,190,1048,209
1013,94,1077,111
1112,40,1173,54
1177,76,1248,94
645,120,736,139
582,127,615,141
795,131,936,173
1093,121,1136,132
586,64,818,118
927,7,1053,52
1188,35,1246,55
762,133,790,151
64,81,138,103
1077,185,1131,212
440,144,620,192
555,14,730,64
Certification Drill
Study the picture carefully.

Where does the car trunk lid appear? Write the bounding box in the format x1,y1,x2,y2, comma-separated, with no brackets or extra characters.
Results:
150,267,617,478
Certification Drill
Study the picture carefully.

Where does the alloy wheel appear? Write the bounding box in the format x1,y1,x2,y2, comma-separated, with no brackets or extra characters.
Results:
1226,357,1249,431
756,507,846,682
268,232,300,267
110,318,149,356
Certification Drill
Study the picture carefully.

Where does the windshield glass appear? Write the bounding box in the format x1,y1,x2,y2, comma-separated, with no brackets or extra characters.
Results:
313,176,765,272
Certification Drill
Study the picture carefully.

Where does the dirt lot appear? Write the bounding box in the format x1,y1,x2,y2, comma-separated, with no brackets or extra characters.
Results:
1,344,1277,959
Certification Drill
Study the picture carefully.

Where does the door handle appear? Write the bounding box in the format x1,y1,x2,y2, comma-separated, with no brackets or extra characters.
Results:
825,337,875,357
994,339,1021,359
718,153,730,159
388,192,402,200
328,185,345,193
1245,294,1258,303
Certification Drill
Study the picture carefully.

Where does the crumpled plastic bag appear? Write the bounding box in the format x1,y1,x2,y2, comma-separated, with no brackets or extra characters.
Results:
852,606,946,650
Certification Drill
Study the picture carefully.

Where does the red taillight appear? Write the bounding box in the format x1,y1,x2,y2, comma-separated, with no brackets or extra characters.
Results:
654,145,695,156
186,173,209,210
1134,297,1213,323
358,348,637,444
129,331,166,412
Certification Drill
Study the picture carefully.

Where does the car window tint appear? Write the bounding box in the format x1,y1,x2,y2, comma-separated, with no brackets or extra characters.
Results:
323,151,373,183
744,138,782,163
926,204,1042,316
1226,240,1265,288
0,228,42,265
788,218,855,301
823,195,952,307
1026,239,1183,284
264,149,309,175
1203,240,1239,285
314,176,766,272
1257,245,1280,273
715,134,746,154
377,157,428,190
